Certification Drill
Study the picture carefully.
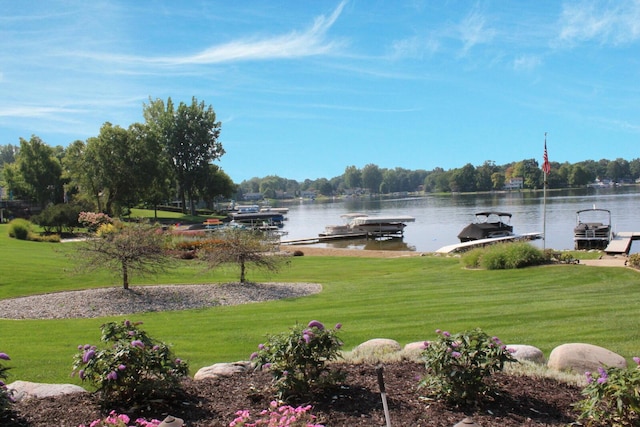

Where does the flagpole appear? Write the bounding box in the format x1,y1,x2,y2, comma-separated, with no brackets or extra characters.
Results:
543,132,547,250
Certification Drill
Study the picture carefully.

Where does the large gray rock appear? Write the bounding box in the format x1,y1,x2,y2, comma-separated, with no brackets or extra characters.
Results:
194,361,251,380
7,380,86,401
506,344,545,364
353,338,402,355
547,343,627,373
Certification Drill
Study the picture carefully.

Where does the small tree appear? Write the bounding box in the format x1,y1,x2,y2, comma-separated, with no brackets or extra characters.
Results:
199,227,288,283
74,221,170,289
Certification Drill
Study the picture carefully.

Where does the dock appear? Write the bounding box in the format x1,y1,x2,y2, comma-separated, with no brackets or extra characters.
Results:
435,232,542,254
604,231,640,255
281,232,369,246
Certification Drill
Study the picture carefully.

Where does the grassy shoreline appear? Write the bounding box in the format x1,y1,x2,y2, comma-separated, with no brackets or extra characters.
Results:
1,224,638,384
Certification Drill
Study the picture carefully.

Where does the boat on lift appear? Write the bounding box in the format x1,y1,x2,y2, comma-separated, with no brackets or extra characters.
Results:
457,211,514,243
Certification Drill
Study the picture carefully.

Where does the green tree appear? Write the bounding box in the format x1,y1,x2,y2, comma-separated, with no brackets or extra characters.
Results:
491,172,505,190
343,165,362,189
200,228,288,284
198,164,236,210
17,135,63,207
0,144,18,167
361,163,382,194
144,97,224,215
450,163,477,192
75,221,170,290
569,164,592,187
85,123,140,215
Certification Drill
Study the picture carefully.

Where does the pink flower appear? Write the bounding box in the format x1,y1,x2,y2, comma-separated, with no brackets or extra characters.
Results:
307,320,325,330
0,352,10,360
131,340,145,349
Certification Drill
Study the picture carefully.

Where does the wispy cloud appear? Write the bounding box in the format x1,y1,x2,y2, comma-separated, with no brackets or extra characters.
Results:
0,106,81,119
513,54,543,71
557,0,640,46
458,9,496,54
91,1,348,66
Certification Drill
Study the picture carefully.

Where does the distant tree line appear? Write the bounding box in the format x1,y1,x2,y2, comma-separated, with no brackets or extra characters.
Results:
236,158,640,199
0,97,235,216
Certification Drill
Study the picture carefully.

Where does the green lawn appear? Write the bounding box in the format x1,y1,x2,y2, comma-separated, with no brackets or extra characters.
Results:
1,224,639,384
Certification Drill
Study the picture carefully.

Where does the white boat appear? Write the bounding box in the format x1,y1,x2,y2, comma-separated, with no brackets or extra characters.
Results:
319,214,415,238
350,215,415,236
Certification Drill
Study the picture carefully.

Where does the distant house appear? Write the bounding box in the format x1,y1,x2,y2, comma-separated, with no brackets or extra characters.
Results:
243,193,264,201
504,177,523,190
300,190,317,200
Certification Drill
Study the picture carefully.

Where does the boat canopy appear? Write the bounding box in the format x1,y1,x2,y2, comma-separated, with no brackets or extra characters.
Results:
351,215,416,225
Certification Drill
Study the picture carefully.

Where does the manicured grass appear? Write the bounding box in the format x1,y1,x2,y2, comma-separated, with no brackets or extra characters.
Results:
1,224,639,385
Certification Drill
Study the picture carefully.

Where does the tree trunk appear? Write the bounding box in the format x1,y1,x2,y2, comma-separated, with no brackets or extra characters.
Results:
122,261,129,290
240,261,246,283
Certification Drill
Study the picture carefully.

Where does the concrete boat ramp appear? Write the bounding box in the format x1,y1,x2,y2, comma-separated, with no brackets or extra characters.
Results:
435,232,542,254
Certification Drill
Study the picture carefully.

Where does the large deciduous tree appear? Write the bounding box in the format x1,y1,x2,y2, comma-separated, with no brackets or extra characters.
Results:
17,135,63,207
144,97,224,215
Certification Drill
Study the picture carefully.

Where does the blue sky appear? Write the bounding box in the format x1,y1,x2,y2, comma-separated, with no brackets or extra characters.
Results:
1,1,639,182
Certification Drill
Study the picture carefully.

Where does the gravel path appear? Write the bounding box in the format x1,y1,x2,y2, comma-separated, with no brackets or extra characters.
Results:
0,282,322,320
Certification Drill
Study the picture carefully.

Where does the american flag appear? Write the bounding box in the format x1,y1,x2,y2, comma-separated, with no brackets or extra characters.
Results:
542,140,551,175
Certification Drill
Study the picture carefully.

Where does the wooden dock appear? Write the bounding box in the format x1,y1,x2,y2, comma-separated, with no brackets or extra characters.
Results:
281,232,369,246
435,232,542,254
605,231,640,255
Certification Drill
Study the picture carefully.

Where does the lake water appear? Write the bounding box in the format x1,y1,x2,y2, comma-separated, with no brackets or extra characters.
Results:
277,186,640,253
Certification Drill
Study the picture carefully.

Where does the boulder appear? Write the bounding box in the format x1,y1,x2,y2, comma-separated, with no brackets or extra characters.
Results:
194,361,251,380
547,343,627,374
402,341,428,358
7,380,86,401
354,338,402,354
506,344,545,364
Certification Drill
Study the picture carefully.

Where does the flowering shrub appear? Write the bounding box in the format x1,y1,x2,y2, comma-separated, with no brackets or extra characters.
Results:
230,400,324,427
251,320,343,399
79,410,160,427
0,351,14,416
577,357,640,426
79,211,113,233
420,328,516,404
72,320,188,406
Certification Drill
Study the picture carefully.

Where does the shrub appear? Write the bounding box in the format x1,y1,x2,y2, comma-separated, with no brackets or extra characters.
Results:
251,320,344,399
7,218,32,240
72,320,188,407
628,253,640,269
420,328,517,404
230,401,324,427
0,352,13,417
461,242,546,270
577,357,640,426
32,203,83,234
78,211,113,233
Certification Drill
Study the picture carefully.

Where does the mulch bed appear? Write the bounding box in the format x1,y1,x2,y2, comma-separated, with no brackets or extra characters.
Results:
6,361,584,427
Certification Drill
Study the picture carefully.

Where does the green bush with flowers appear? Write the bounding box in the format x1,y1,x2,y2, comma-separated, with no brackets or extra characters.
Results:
577,356,640,426
229,400,324,427
72,320,188,407
0,351,13,417
251,320,343,399
420,328,517,404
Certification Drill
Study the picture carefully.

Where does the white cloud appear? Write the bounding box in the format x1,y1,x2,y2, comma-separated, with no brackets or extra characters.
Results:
90,1,348,66
458,10,496,54
513,54,543,71
557,0,640,46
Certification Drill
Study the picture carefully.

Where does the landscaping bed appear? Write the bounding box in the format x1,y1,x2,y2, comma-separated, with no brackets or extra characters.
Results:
8,361,583,427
